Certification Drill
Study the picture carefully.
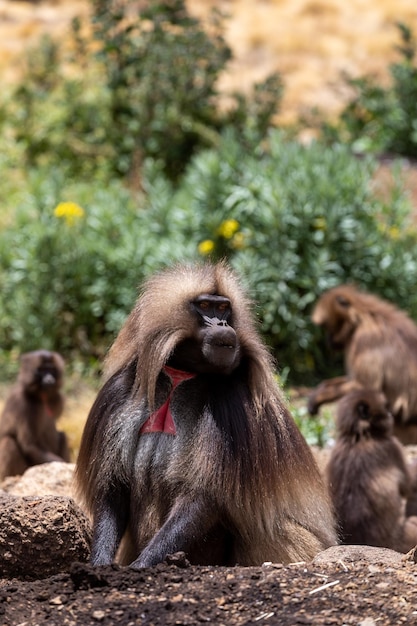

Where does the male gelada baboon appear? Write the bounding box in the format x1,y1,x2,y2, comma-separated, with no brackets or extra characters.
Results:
0,350,70,480
308,284,417,442
327,389,417,552
76,262,337,568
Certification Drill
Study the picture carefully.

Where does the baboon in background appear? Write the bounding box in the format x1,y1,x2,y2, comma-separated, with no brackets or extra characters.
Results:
327,389,417,552
0,350,70,480
307,284,417,443
405,460,417,518
76,261,337,569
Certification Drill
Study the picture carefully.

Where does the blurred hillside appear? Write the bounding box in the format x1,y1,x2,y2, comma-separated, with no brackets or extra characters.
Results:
1,0,417,124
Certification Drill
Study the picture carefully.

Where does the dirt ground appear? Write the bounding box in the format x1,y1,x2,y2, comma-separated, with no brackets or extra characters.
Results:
2,388,417,626
0,552,416,625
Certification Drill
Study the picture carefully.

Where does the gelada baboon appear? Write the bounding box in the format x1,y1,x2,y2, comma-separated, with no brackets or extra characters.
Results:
327,389,417,552
0,350,70,480
307,284,417,442
76,262,337,568
405,461,417,518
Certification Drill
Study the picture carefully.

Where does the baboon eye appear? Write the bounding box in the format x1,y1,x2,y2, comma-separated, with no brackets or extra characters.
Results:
336,295,350,308
194,295,231,320
357,402,370,420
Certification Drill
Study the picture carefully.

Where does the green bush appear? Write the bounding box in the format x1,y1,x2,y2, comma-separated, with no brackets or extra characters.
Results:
323,23,417,157
1,132,415,382
0,0,282,182
150,130,417,382
0,167,196,370
0,34,113,178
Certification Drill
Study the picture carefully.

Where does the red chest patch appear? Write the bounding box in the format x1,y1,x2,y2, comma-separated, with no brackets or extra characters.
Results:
41,393,55,418
139,366,196,435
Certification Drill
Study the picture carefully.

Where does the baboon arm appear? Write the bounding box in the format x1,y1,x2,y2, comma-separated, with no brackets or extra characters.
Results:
129,495,219,569
57,431,71,462
398,516,417,553
24,446,66,465
307,377,363,415
394,451,412,498
90,489,130,566
14,418,64,465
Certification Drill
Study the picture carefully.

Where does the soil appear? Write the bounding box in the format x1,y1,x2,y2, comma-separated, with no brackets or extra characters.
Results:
0,553,416,625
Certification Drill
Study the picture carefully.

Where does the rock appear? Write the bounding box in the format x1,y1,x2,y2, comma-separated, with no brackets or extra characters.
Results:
0,461,75,498
0,493,91,579
313,544,404,566
165,551,191,568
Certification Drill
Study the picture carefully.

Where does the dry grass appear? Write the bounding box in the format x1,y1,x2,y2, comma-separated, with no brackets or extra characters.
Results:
190,0,417,123
1,0,417,122
58,382,97,462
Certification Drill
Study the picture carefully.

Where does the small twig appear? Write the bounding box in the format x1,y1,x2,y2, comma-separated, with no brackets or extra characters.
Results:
338,559,349,572
309,579,340,595
254,612,275,621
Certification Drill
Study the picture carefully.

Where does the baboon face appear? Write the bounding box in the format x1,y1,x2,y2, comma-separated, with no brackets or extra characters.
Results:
338,390,393,438
170,294,241,374
312,290,357,351
19,351,64,393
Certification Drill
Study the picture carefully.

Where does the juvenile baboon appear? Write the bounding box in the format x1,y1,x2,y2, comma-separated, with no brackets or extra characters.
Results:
0,350,70,480
76,262,337,569
308,284,417,442
327,389,417,552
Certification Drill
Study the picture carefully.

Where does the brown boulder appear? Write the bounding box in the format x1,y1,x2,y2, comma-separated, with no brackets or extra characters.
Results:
0,494,91,579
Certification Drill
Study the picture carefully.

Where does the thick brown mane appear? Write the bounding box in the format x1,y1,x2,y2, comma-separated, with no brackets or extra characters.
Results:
105,262,276,412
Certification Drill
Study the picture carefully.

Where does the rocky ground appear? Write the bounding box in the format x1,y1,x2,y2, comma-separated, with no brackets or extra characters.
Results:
0,458,416,625
0,546,416,625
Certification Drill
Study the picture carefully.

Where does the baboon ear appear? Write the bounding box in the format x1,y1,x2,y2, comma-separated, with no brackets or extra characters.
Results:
357,401,370,420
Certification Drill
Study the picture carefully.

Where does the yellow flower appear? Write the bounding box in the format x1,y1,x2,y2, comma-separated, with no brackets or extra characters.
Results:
54,202,85,226
313,217,327,231
388,226,400,240
198,239,215,256
230,232,245,250
217,219,239,240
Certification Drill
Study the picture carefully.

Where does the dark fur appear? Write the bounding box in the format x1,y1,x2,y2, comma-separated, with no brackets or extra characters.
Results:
405,460,417,518
308,284,417,443
76,262,337,568
327,389,417,552
0,350,69,480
